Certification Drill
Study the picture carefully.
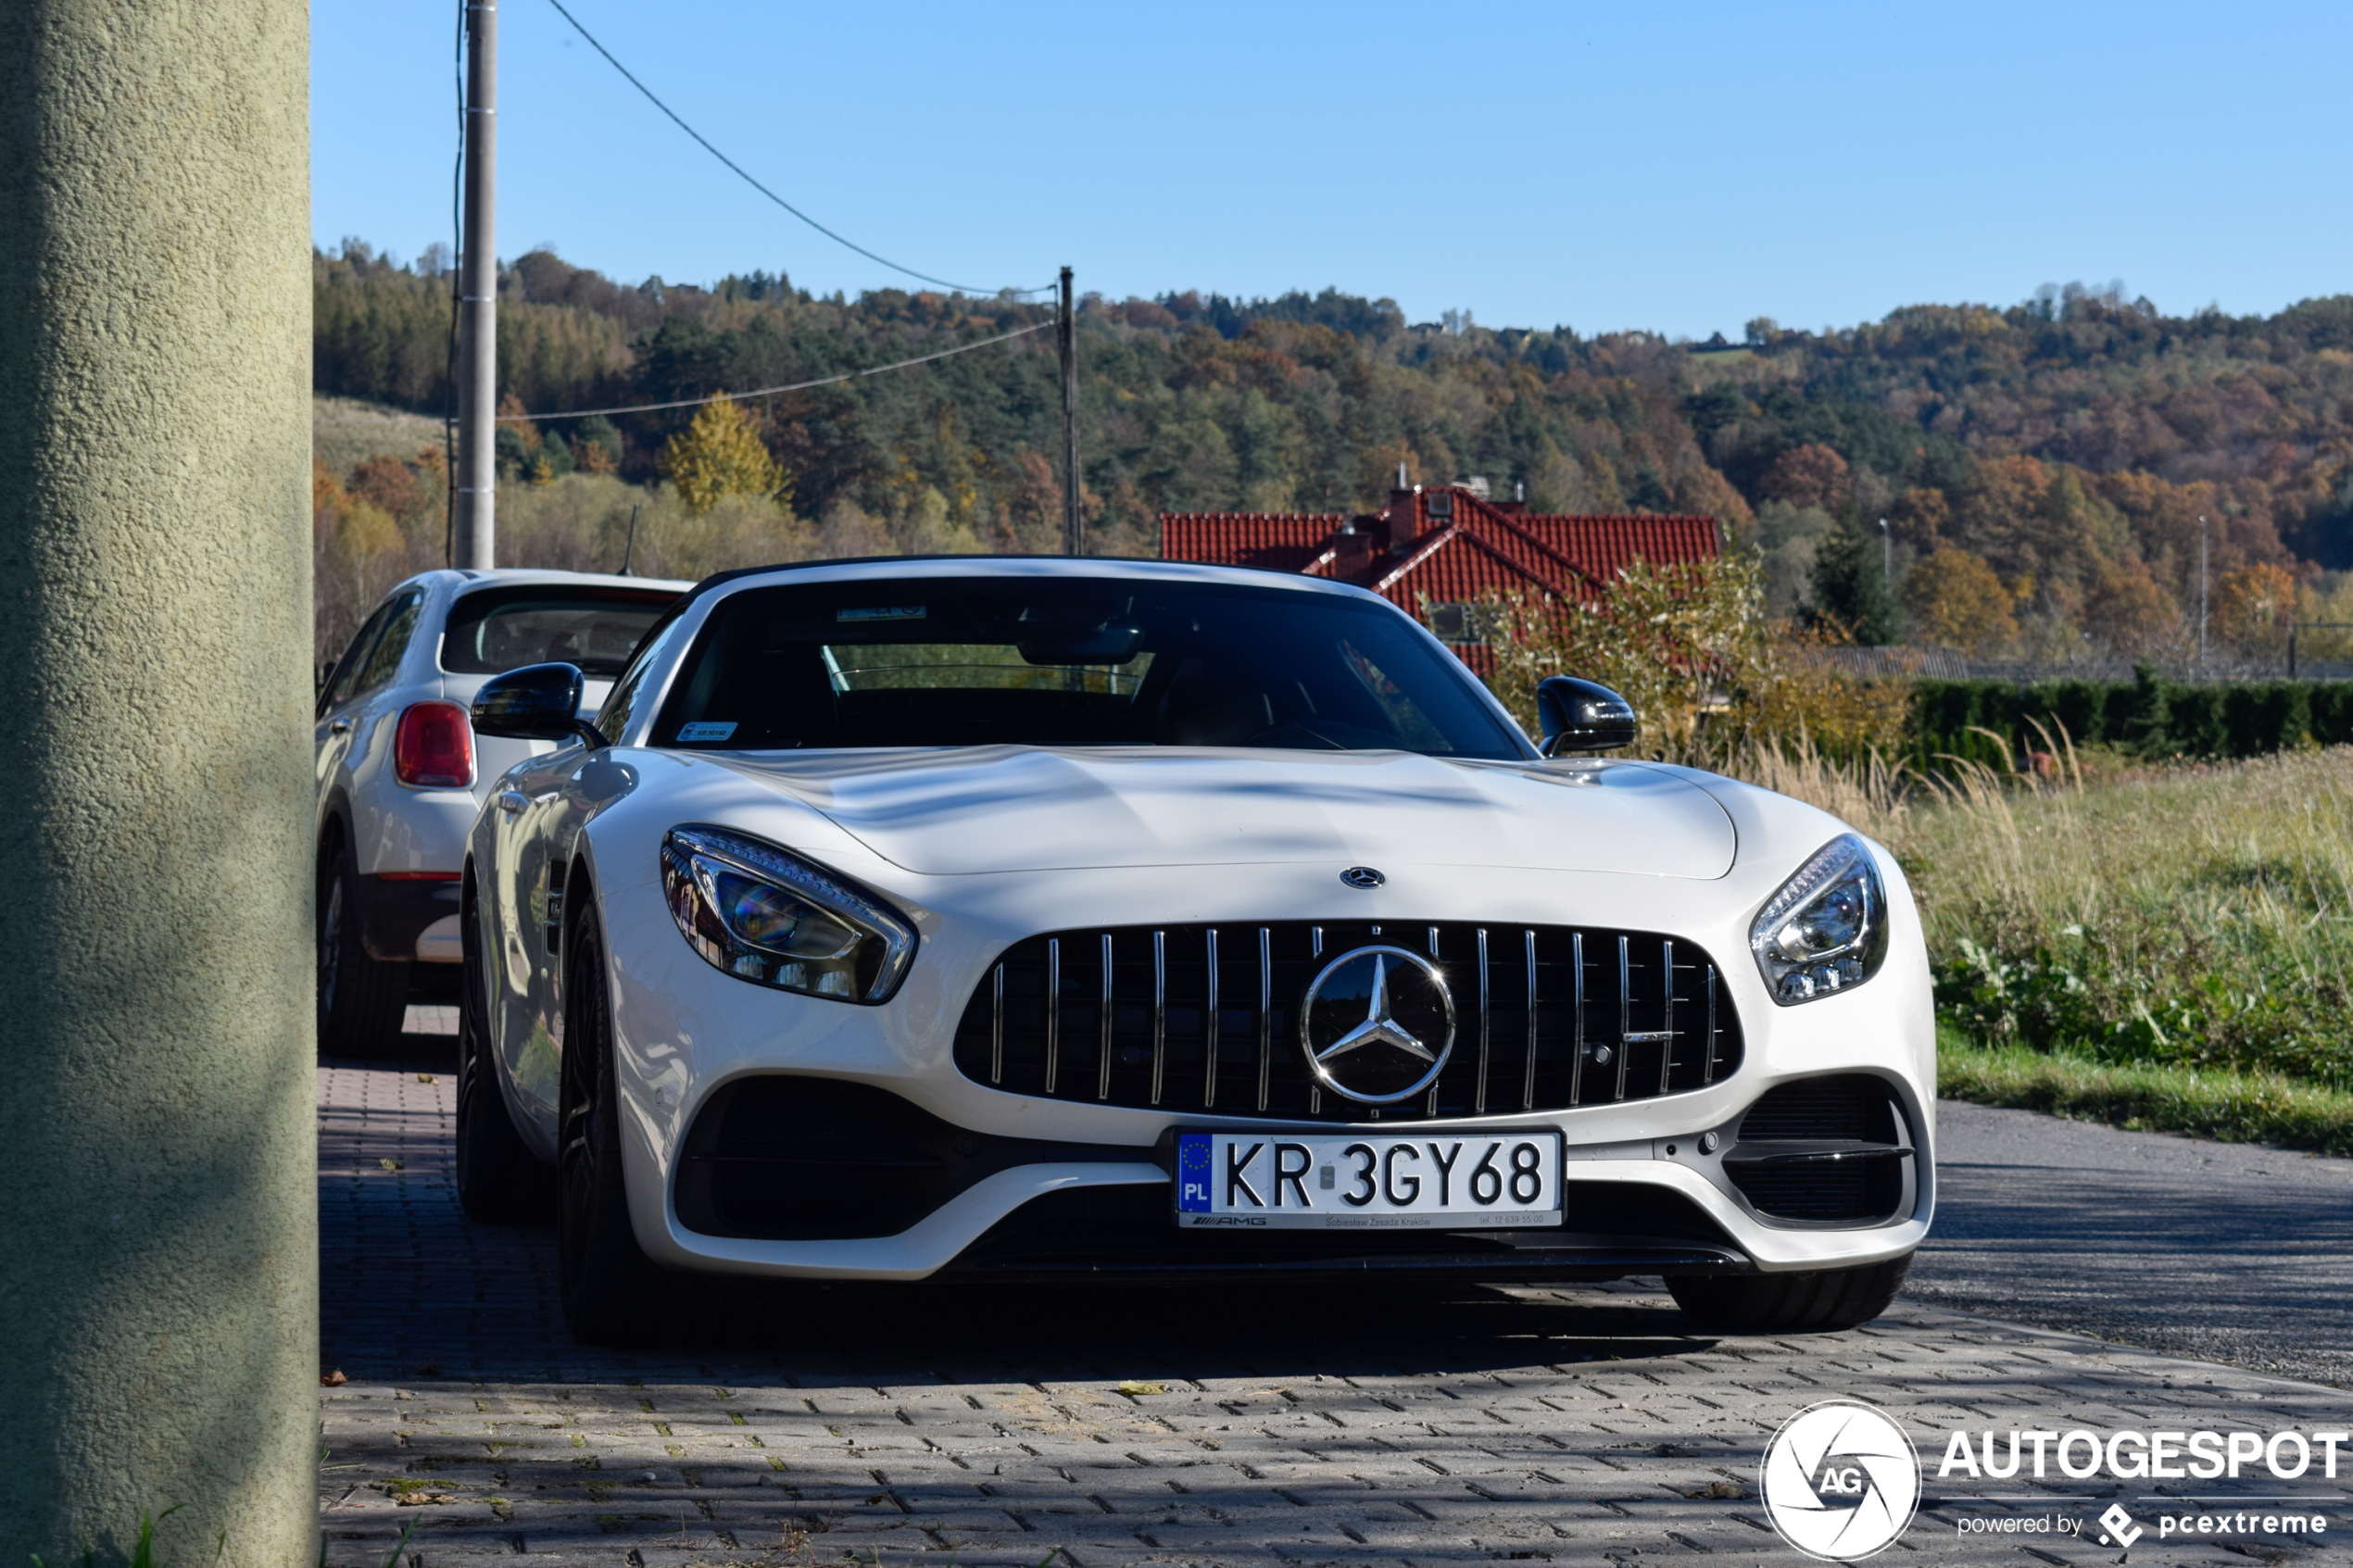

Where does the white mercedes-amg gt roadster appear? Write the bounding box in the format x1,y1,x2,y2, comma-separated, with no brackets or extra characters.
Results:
456,556,1933,1345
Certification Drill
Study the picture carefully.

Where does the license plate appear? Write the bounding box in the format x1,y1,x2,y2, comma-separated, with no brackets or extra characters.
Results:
1174,1131,1564,1229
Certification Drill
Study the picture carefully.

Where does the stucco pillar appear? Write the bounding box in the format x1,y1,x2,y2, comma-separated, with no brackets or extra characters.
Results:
0,3,316,1562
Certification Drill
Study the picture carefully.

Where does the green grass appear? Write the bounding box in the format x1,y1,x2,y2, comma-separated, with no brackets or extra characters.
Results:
1937,1023,2353,1154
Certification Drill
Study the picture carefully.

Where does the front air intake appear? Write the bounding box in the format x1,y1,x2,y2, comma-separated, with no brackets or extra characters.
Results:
950,920,1743,1122
1722,1074,1913,1223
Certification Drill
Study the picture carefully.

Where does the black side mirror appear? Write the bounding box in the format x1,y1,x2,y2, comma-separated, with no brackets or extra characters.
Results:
471,662,609,748
1536,676,1638,756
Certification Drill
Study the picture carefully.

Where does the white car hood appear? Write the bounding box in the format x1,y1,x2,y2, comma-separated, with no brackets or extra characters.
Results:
704,746,1736,879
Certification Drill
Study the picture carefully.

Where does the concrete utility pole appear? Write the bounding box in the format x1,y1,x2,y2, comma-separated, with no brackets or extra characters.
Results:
454,0,499,569
0,2,316,1562
1060,265,1081,555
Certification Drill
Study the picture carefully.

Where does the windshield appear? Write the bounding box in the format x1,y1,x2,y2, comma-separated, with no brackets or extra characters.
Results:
651,577,1526,758
442,586,679,677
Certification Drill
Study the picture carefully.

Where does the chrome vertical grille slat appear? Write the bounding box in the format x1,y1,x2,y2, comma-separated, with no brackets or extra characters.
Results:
952,920,1743,1121
1521,928,1539,1112
1473,928,1491,1115
1614,935,1632,1102
1202,928,1220,1109
1098,932,1115,1101
1703,963,1718,1085
1150,930,1167,1106
1657,939,1677,1096
1043,937,1061,1094
989,962,1004,1085
1568,931,1587,1107
1308,926,1323,1116
1255,927,1272,1112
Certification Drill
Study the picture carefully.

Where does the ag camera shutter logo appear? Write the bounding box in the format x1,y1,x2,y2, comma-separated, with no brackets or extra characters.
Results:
1760,1399,1922,1561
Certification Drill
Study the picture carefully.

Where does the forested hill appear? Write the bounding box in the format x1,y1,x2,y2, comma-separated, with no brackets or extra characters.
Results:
315,244,2353,647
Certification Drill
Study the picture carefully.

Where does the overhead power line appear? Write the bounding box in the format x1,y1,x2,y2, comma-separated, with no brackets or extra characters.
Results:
491,320,1055,422
544,0,1050,299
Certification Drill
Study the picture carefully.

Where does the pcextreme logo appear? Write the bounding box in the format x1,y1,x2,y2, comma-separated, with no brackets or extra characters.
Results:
1759,1399,1922,1562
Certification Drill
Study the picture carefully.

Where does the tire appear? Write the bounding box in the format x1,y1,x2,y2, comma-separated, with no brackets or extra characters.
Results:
455,873,556,1225
317,832,410,1058
557,901,667,1346
1668,1253,1913,1335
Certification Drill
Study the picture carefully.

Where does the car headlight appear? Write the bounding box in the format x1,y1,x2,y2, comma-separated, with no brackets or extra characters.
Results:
660,825,916,1003
1750,833,1888,1005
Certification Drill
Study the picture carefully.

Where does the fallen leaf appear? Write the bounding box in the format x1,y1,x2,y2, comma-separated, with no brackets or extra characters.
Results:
395,1492,455,1507
1686,1480,1744,1499
321,1370,348,1387
416,1073,437,1084
379,1158,403,1172
1117,1381,1168,1397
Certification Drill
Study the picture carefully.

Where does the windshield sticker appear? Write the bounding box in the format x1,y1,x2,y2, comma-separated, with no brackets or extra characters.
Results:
837,606,925,622
677,721,737,742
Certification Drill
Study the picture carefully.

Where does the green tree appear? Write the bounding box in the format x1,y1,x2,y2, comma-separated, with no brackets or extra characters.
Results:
1807,519,1896,645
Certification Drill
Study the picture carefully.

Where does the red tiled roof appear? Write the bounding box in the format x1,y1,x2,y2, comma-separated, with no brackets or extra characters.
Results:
1159,488,1719,619
1157,513,1348,576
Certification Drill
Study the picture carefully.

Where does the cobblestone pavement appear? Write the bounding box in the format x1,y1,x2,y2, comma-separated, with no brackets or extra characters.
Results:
321,1062,2353,1567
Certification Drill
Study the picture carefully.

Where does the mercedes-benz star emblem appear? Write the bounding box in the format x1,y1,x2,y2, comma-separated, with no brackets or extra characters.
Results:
1340,866,1385,889
1299,946,1455,1104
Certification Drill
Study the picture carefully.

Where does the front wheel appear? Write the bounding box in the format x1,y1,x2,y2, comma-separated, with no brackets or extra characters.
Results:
1668,1254,1912,1335
455,874,555,1224
557,901,667,1346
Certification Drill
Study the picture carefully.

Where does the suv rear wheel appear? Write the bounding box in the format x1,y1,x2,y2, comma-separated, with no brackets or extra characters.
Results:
317,834,409,1058
1668,1254,1912,1335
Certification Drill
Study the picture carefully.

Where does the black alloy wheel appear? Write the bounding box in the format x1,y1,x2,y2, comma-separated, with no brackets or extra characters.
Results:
455,872,556,1224
317,832,409,1058
1667,1252,1913,1335
556,899,666,1345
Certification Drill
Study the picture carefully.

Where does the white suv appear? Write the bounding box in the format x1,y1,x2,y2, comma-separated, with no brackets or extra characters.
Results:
314,568,688,1054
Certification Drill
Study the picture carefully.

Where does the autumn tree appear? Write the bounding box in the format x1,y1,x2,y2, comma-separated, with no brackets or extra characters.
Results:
2215,561,2297,653
663,395,787,516
1903,548,2017,654
1758,444,1851,510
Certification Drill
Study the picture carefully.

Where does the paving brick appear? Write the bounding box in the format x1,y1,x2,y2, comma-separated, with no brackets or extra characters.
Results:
317,1063,2353,1568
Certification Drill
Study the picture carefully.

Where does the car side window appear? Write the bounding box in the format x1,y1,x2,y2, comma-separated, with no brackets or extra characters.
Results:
340,590,424,707
322,598,398,714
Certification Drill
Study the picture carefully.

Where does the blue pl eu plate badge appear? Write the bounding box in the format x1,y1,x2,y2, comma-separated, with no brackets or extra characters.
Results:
1176,1134,1213,1212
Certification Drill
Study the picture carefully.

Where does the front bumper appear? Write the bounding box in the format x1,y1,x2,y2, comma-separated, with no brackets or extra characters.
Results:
594,834,1938,1284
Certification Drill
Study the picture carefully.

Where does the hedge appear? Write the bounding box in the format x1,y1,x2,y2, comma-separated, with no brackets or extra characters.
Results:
1910,666,2349,765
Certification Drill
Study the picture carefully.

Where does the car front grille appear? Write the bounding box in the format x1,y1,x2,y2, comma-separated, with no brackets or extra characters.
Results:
950,920,1743,1122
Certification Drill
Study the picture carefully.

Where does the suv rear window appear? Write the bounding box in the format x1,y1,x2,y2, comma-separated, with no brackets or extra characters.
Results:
441,586,679,677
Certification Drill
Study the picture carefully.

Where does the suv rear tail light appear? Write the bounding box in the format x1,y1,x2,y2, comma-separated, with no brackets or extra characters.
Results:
395,701,475,788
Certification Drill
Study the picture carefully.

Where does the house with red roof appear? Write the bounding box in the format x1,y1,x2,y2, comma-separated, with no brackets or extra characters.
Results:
1159,474,1721,653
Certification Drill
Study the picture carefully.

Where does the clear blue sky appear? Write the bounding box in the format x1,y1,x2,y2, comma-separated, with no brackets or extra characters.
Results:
313,1,2351,339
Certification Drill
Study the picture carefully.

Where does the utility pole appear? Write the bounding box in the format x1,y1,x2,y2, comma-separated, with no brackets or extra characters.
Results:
2198,513,2209,669
1059,265,1081,556
453,0,498,570
1877,516,1891,593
